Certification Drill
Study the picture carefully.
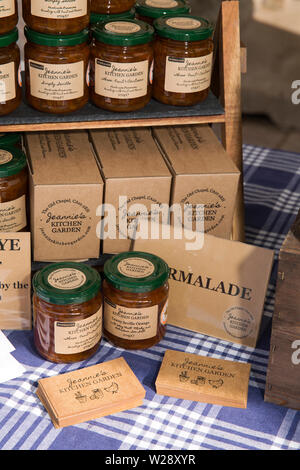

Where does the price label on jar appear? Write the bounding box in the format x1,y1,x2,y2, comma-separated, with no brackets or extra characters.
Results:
29,60,84,101
0,0,15,18
31,0,87,19
95,59,149,100
0,62,16,102
164,53,213,94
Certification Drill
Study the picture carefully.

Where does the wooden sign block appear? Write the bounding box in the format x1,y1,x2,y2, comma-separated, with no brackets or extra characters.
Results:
156,350,251,409
36,357,146,428
265,211,300,410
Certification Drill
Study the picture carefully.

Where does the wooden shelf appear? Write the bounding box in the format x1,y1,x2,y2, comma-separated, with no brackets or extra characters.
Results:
0,91,224,132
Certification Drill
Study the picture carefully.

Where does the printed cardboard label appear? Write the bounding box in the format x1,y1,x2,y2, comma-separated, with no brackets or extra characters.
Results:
117,257,155,278
104,298,158,340
0,233,31,330
31,0,87,19
54,308,102,355
29,60,84,101
0,195,27,232
0,0,15,18
0,62,16,102
48,268,87,290
156,350,251,408
164,53,213,93
95,59,149,100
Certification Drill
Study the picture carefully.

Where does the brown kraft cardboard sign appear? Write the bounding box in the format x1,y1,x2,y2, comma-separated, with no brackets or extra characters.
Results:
0,233,31,330
134,226,274,347
36,357,146,428
156,350,251,408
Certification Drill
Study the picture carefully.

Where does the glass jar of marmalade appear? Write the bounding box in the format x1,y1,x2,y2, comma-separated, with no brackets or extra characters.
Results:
153,15,214,106
90,19,154,112
0,28,21,116
103,251,169,350
91,0,135,15
33,262,103,364
24,27,89,114
135,0,190,26
0,0,18,35
0,147,28,232
22,0,90,35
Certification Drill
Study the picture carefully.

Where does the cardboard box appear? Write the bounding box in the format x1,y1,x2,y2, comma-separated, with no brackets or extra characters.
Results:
25,131,104,262
134,225,274,348
0,233,31,330
90,128,172,254
156,350,251,408
36,357,146,428
152,125,240,239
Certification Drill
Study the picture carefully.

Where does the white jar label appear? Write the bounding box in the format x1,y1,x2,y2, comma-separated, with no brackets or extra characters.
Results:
145,0,178,7
31,0,87,19
117,257,155,278
95,59,149,100
104,299,158,340
0,195,27,232
164,53,213,93
48,268,87,290
54,308,102,355
0,62,16,103
29,60,84,101
0,0,15,18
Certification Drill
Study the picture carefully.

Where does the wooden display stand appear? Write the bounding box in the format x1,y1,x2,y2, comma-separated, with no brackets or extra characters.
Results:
264,211,300,410
0,1,245,242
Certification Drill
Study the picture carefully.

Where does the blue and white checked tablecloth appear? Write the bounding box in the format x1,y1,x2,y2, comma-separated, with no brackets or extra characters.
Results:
0,144,300,451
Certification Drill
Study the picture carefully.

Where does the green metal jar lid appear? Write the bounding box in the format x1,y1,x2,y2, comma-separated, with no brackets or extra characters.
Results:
90,8,136,25
92,19,154,46
154,15,214,41
0,133,22,147
0,147,27,178
24,27,89,47
104,251,169,293
33,262,101,306
136,0,190,19
0,28,18,47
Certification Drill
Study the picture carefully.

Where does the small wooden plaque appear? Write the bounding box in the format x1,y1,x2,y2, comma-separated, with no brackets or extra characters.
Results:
36,357,146,428
156,350,251,409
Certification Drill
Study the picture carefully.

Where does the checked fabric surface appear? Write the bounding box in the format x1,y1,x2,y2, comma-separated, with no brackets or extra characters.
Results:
0,144,299,451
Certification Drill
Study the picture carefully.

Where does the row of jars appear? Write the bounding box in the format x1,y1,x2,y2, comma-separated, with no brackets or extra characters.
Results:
0,16,214,115
33,253,170,363
0,0,191,35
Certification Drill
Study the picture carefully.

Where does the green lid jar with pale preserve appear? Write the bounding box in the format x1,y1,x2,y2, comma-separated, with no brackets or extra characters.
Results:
33,262,103,364
135,0,191,25
152,15,214,106
103,251,169,350
0,146,28,232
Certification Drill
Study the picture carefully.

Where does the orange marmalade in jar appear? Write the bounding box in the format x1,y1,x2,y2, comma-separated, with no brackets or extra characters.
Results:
22,0,91,35
24,27,90,114
33,262,103,364
90,19,154,112
0,0,18,35
103,251,169,350
152,15,214,106
91,0,135,15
